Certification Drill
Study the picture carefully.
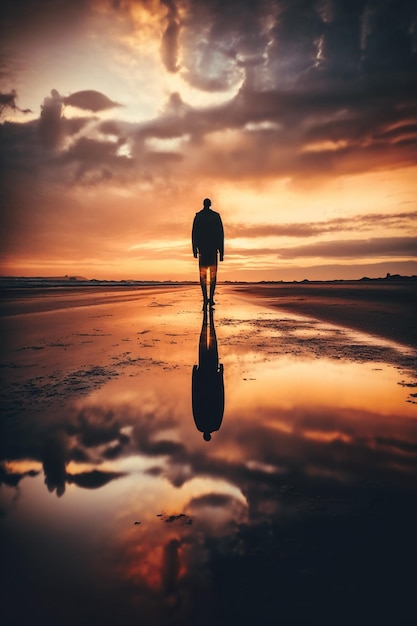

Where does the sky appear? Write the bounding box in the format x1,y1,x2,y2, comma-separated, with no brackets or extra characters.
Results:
1,0,416,281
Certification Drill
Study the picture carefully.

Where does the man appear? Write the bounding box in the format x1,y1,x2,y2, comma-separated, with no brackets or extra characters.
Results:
192,198,224,308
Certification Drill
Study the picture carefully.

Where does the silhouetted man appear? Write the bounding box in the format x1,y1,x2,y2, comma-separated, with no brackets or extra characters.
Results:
192,198,224,309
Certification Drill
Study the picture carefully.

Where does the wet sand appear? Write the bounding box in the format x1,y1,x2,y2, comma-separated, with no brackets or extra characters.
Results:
1,282,416,398
233,281,417,348
2,281,416,349
1,283,416,626
0,284,189,317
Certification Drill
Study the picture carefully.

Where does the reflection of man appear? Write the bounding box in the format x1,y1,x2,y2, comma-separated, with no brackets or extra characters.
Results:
192,308,224,441
192,198,224,309
42,437,67,497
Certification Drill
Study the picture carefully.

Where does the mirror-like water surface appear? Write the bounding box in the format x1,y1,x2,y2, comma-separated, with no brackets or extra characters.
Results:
1,285,416,626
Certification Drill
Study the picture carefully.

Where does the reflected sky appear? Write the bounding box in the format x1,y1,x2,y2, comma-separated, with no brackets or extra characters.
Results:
1,286,416,625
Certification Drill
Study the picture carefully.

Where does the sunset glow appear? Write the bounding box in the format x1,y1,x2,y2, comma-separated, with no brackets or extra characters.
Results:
1,0,416,281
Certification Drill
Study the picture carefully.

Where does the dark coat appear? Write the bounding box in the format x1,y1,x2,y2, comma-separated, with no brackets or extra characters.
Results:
192,208,224,260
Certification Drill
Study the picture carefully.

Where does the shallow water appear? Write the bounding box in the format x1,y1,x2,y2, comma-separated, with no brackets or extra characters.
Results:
1,286,416,626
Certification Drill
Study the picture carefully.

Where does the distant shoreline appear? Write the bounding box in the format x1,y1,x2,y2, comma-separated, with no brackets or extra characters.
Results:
1,273,416,290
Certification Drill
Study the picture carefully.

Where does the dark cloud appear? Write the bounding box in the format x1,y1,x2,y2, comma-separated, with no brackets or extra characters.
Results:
60,136,133,182
227,212,417,239
0,90,32,116
160,0,180,72
176,0,416,95
276,236,417,259
2,0,417,186
361,0,417,72
188,492,240,510
139,438,186,456
124,65,417,180
74,407,126,448
161,538,181,596
374,436,417,455
63,90,121,112
0,464,39,487
37,88,122,150
171,0,417,175
67,469,126,489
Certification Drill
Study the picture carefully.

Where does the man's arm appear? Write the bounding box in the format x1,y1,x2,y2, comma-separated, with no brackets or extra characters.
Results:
218,215,224,261
191,215,199,258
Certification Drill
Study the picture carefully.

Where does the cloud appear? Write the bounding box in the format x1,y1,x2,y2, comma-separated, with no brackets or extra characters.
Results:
187,492,240,510
75,406,128,448
1,0,416,279
276,236,417,259
67,469,126,489
63,90,121,112
123,67,417,181
2,0,417,186
60,136,133,182
161,538,181,596
0,464,39,487
160,0,180,73
37,89,122,150
227,212,417,239
0,90,32,116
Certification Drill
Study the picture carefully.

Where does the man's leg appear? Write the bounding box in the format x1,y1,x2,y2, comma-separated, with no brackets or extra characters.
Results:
199,264,209,306
209,263,217,305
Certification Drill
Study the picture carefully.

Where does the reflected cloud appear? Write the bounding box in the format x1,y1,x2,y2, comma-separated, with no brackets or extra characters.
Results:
67,469,126,489
0,463,39,488
192,308,225,441
161,538,181,597
41,435,127,495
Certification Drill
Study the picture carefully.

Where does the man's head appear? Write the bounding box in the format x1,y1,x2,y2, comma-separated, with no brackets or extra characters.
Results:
203,198,211,209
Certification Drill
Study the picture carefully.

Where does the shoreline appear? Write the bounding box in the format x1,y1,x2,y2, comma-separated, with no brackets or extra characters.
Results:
233,282,417,349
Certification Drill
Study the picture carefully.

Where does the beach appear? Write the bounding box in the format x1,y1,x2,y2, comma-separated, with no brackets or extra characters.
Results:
233,280,417,348
1,282,416,626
